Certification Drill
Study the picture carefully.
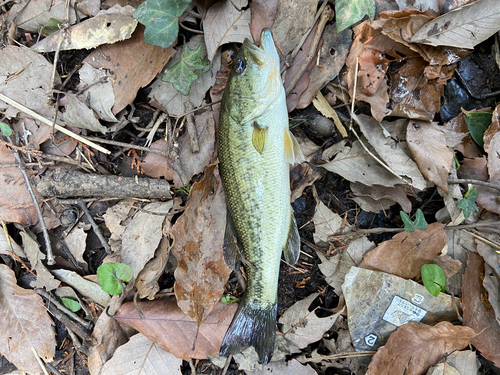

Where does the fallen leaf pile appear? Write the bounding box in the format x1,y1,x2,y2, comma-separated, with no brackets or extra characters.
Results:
0,0,499,374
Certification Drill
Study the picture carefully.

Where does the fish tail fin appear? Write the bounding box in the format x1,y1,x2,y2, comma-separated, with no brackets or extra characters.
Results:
220,297,277,364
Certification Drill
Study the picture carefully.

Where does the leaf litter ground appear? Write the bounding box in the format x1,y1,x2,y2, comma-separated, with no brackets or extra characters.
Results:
1,0,500,374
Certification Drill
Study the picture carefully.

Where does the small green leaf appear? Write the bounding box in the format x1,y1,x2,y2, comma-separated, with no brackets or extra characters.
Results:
38,18,63,36
162,45,210,95
336,0,376,32
182,45,210,73
400,209,428,232
97,262,133,295
60,297,81,312
134,0,192,48
0,122,12,137
421,264,446,297
462,109,492,147
457,187,479,219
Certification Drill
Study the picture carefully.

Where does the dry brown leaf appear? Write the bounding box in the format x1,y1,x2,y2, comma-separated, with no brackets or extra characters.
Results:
0,46,60,121
20,231,60,291
0,144,38,225
100,333,182,375
140,139,174,180
171,164,231,326
483,105,500,214
483,263,500,326
63,223,90,267
351,182,412,213
249,0,279,44
52,269,111,307
102,199,135,253
6,0,82,32
0,264,56,374
0,229,24,258
272,0,319,57
122,200,173,279
462,253,500,367
433,254,462,278
63,94,108,133
114,298,237,360
290,163,322,203
279,293,344,349
11,118,51,151
411,0,500,49
84,25,175,114
407,121,453,193
312,194,347,244
444,113,483,158
366,321,475,375
204,0,252,62
360,222,447,279
296,24,352,109
31,12,138,52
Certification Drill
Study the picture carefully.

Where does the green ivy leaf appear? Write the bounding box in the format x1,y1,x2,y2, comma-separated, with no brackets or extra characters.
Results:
336,0,376,32
400,209,428,232
60,297,81,312
462,109,492,147
162,45,209,95
97,262,133,295
134,0,192,48
0,122,12,137
421,264,446,297
457,187,479,219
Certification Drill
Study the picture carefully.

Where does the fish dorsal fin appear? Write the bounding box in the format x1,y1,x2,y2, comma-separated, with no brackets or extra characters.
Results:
284,128,305,164
223,209,242,270
283,210,300,265
252,122,268,154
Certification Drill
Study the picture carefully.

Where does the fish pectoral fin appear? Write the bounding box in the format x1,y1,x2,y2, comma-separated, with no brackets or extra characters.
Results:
283,211,300,265
223,209,242,270
252,122,268,154
284,128,305,164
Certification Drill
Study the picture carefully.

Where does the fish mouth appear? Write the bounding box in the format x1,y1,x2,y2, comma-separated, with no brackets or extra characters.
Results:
242,28,277,66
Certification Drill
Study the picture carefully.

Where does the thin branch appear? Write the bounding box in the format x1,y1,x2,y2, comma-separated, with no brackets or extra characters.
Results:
0,93,110,154
77,199,112,255
4,135,55,264
285,5,334,96
81,136,169,157
448,178,500,192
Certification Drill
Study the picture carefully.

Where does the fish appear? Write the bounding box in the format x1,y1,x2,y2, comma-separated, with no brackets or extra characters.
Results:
218,28,304,364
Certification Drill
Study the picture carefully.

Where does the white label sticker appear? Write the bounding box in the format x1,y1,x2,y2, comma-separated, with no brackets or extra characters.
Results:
383,295,427,326
364,334,378,347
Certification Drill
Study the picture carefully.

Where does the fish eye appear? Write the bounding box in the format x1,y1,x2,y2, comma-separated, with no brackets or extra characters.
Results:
233,58,246,74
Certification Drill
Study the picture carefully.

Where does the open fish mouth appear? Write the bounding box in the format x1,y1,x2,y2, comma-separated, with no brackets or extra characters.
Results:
242,28,277,66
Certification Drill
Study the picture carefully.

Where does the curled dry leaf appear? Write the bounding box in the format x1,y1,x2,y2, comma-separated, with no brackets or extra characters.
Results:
350,182,412,213
407,120,453,193
31,12,138,52
0,264,56,375
462,252,500,367
360,222,447,279
279,293,344,349
171,164,231,326
204,0,252,62
411,0,500,49
366,321,475,375
114,298,237,360
121,200,173,279
100,333,182,375
249,0,279,44
84,25,176,114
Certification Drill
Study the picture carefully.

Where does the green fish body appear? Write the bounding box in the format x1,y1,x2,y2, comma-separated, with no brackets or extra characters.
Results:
218,28,304,364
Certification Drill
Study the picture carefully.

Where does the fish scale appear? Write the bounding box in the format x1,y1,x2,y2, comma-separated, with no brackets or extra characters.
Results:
218,28,303,364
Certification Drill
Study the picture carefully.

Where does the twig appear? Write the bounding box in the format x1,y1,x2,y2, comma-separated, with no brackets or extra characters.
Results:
145,112,167,147
179,22,204,34
306,351,376,362
81,136,169,157
4,135,55,264
464,229,500,251
448,178,500,192
31,347,50,375
284,306,320,336
221,355,232,375
77,199,112,255
184,102,200,153
0,93,110,154
281,258,307,273
189,359,196,375
0,161,55,168
349,58,413,187
285,5,334,97
172,99,221,119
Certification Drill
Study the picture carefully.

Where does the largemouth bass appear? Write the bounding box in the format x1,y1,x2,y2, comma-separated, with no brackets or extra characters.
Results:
218,28,304,364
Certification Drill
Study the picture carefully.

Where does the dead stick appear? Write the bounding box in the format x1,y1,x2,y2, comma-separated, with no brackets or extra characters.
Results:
448,178,500,192
0,93,110,154
77,199,112,255
81,135,169,157
5,135,55,264
285,5,334,96
184,102,200,153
